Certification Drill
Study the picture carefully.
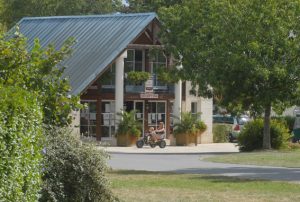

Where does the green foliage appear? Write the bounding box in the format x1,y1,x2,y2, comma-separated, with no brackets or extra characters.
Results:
116,110,142,137
156,67,180,84
0,34,81,126
272,116,295,133
159,0,300,149
40,127,117,202
238,119,290,151
125,0,182,12
126,71,150,85
0,86,43,201
173,112,207,136
213,124,232,143
0,0,122,28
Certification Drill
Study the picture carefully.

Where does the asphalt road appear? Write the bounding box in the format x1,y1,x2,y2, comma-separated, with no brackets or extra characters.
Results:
108,153,300,183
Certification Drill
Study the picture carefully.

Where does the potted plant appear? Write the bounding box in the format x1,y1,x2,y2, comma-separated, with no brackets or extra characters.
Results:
126,71,150,85
115,110,142,146
173,112,207,146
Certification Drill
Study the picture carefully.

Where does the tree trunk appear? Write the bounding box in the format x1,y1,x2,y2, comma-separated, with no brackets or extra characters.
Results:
262,104,271,149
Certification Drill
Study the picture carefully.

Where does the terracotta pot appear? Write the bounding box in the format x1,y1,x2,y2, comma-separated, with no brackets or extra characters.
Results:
175,133,197,146
117,134,138,147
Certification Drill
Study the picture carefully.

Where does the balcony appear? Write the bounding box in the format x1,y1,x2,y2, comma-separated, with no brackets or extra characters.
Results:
125,74,174,94
101,74,174,94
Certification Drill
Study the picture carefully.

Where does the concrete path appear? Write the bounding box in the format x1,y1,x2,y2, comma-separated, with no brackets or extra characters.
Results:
101,144,300,183
99,143,240,154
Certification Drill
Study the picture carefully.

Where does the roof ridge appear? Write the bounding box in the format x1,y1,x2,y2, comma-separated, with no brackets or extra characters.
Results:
21,12,157,21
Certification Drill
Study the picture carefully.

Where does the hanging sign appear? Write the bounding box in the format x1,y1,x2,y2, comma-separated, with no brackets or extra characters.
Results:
140,93,159,99
145,78,153,93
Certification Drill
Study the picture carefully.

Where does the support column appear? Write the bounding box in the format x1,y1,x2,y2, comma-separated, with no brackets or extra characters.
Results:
115,50,127,130
173,64,183,122
96,98,102,141
166,100,171,138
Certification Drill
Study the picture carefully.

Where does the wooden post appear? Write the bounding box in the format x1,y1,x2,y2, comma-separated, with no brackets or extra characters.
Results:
144,100,149,135
166,100,171,139
96,98,102,141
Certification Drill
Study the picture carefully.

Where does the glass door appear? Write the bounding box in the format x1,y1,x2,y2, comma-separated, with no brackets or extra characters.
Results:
148,101,166,130
134,101,144,135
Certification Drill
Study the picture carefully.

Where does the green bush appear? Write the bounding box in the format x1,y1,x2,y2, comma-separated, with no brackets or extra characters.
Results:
272,116,295,133
40,127,117,202
0,86,43,201
116,110,141,137
173,112,207,136
213,124,232,143
238,119,290,151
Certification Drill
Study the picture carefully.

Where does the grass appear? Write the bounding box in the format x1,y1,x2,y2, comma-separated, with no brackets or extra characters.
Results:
203,150,300,168
108,170,300,202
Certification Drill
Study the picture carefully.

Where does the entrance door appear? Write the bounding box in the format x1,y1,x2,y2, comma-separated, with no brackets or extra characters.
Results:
148,101,166,130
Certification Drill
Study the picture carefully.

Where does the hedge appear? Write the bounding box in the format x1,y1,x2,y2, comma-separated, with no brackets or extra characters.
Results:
0,86,43,201
238,119,290,151
40,127,117,202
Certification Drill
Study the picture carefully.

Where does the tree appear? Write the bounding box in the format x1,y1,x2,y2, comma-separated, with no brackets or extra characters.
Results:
0,33,80,126
159,0,300,149
125,0,182,12
0,0,122,29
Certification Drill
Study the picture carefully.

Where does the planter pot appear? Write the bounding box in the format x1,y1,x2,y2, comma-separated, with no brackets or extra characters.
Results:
117,134,138,147
175,133,197,146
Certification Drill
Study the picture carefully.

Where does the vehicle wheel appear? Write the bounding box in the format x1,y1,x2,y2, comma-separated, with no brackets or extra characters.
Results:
136,140,144,148
150,143,156,148
159,140,166,148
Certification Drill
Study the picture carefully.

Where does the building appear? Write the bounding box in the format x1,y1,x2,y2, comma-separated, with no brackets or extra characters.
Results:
17,13,213,145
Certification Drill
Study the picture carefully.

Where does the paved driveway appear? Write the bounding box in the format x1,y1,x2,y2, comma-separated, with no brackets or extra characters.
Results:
108,153,300,183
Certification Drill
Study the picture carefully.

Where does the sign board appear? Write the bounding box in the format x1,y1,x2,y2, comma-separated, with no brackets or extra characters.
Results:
145,78,153,93
140,93,159,99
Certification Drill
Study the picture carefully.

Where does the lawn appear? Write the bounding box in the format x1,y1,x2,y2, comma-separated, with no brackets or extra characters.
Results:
204,150,300,168
108,170,300,202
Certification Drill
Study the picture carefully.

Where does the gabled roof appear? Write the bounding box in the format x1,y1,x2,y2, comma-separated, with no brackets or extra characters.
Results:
18,13,157,95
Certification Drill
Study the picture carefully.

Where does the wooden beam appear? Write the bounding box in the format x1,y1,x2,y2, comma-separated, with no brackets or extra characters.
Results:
96,99,102,141
127,44,164,50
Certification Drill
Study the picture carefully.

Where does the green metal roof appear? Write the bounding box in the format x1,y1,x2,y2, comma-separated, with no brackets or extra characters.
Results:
18,13,157,95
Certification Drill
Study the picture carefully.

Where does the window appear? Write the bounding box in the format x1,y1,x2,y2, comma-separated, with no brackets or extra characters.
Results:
101,101,115,138
191,102,201,119
125,49,144,73
151,51,167,86
191,102,197,115
101,64,115,88
80,101,97,137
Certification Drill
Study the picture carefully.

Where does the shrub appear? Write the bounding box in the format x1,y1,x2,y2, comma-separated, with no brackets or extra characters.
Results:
0,86,43,201
173,112,207,136
272,116,295,133
116,110,141,137
213,124,232,143
40,127,117,202
238,119,290,151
